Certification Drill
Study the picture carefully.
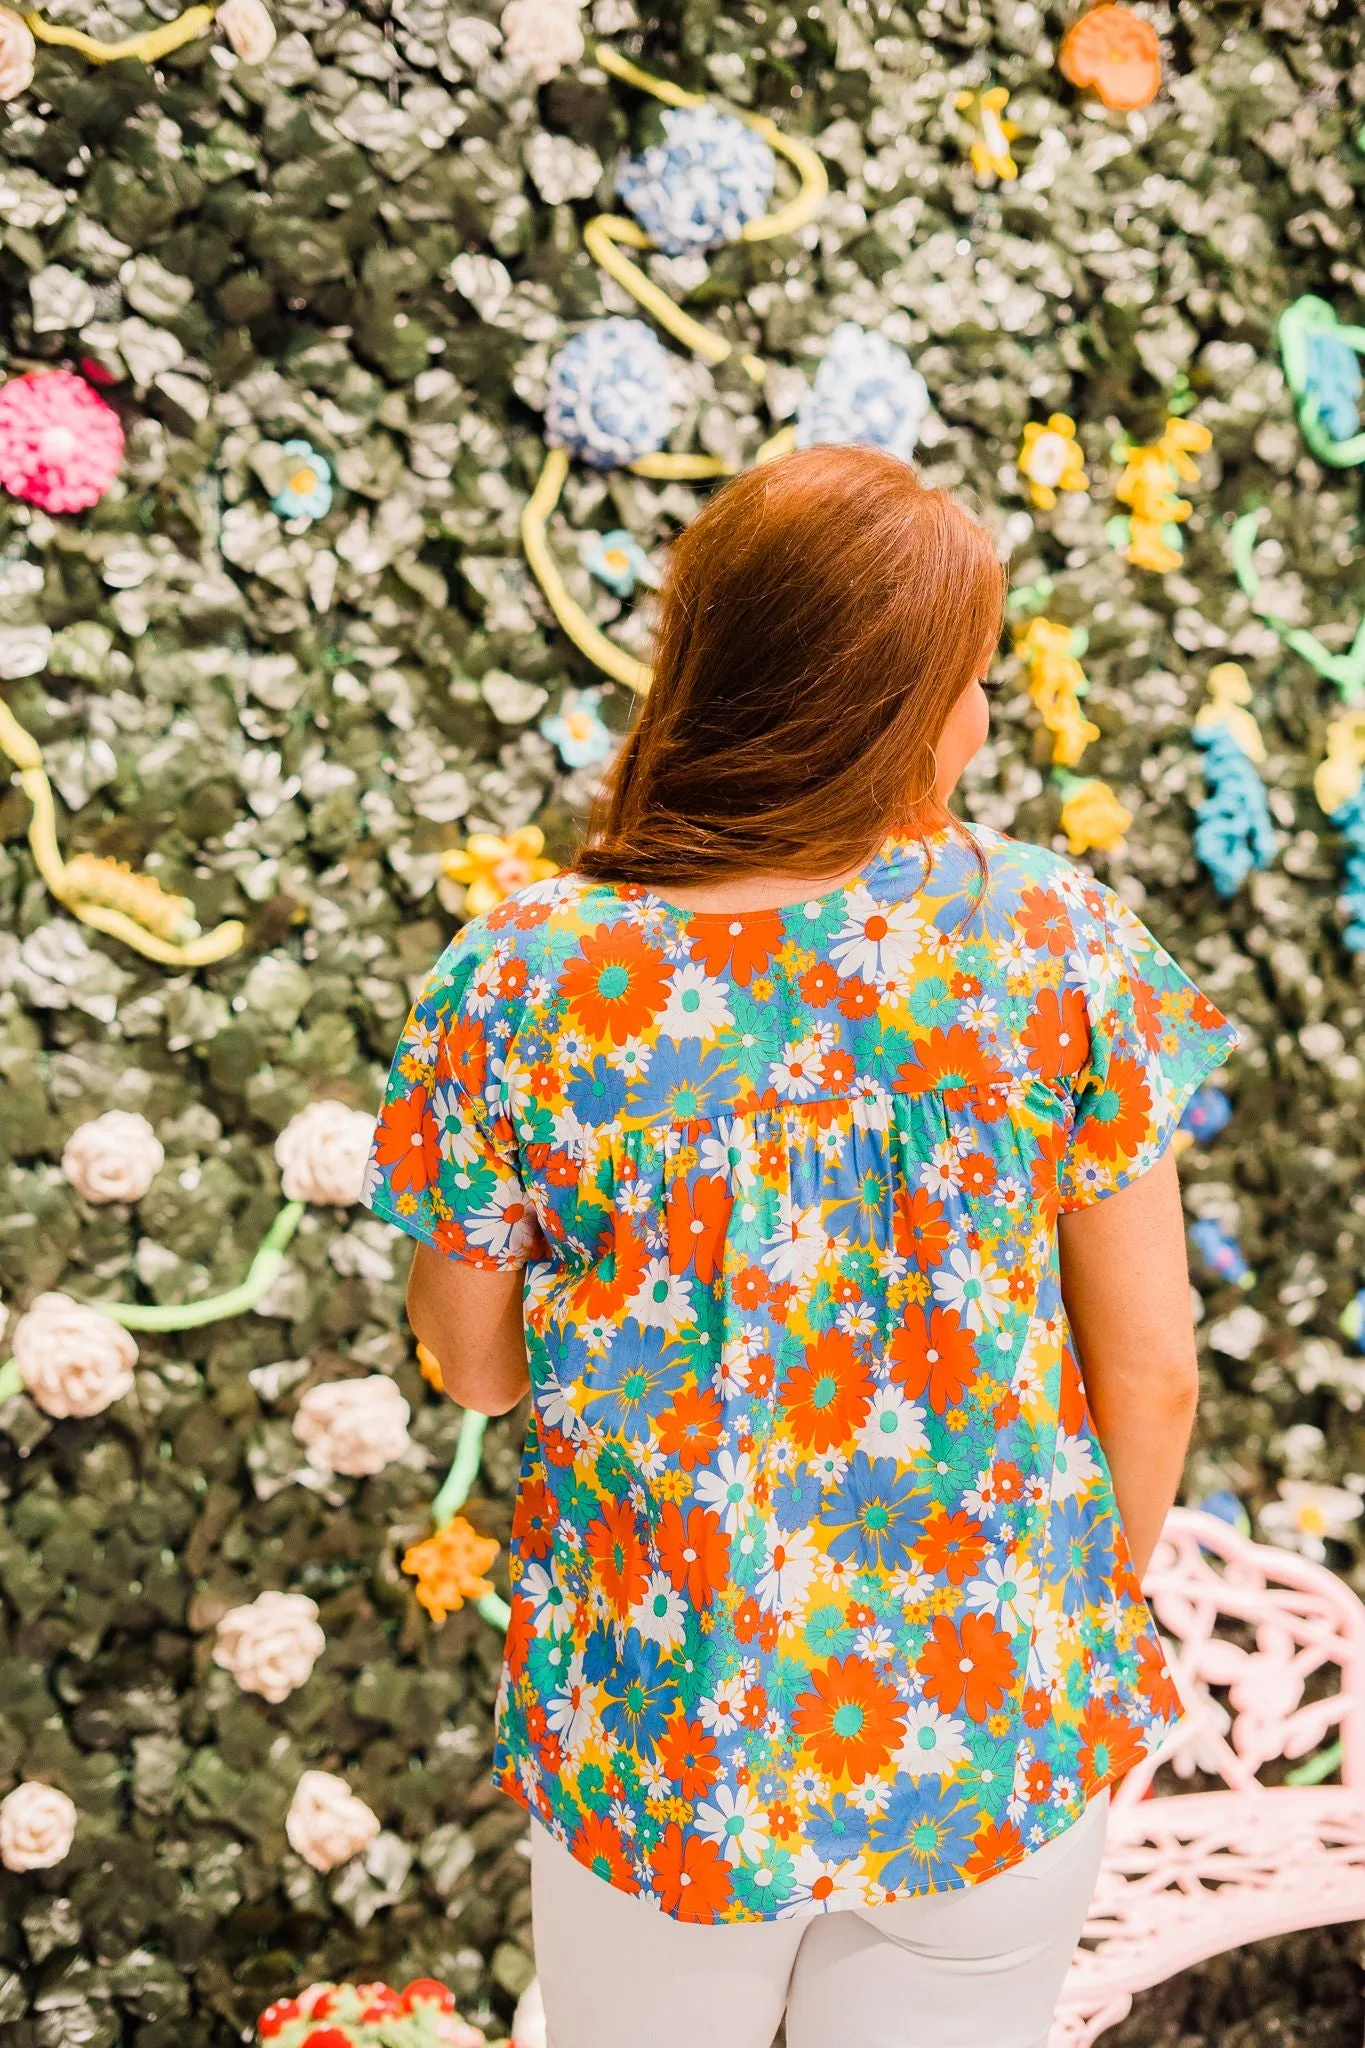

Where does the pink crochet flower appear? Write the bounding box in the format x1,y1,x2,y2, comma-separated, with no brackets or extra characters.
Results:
0,370,124,514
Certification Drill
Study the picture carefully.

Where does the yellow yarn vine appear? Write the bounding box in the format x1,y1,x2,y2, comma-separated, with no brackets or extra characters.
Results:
522,52,827,694
24,2,216,63
0,696,243,968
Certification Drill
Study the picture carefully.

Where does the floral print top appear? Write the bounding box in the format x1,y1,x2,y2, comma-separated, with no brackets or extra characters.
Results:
364,822,1241,1925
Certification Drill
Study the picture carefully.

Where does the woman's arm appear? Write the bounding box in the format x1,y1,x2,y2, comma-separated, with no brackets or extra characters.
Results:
1056,1146,1200,1582
407,1242,530,1416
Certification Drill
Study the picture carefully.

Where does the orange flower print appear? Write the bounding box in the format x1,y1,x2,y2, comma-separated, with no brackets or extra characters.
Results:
667,1173,733,1284
373,1087,439,1193
892,1186,951,1267
1021,987,1089,1078
1030,1122,1068,1226
687,910,783,988
658,1502,729,1606
1073,1051,1152,1160
959,1151,997,1198
571,1216,649,1322
799,961,839,1005
1016,885,1071,954
732,1265,770,1309
889,1306,978,1413
1076,1698,1145,1793
780,1330,874,1452
650,1824,733,1921
916,1506,988,1585
440,1012,488,1096
656,1385,723,1469
659,1716,721,1800
1135,1637,1184,1721
894,1026,1010,1113
791,1655,907,1781
585,1497,650,1618
560,922,673,1043
917,1611,1016,1721
510,1477,555,1560
964,1815,1026,1879
1023,1757,1052,1802
1022,1685,1053,1729
573,1813,639,1892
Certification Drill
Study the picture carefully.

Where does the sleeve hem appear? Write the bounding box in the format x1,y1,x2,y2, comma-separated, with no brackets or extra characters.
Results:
360,1190,532,1271
1057,1022,1241,1216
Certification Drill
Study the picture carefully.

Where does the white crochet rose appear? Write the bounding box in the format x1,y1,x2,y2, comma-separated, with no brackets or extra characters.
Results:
218,0,277,63
292,1376,412,1478
500,0,583,83
0,7,36,100
61,1110,165,1205
274,1101,376,1206
0,1783,77,1872
213,1590,326,1703
285,1770,380,1872
12,1294,137,1419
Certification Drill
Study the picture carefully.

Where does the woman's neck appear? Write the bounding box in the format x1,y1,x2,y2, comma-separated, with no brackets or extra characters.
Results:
640,855,877,917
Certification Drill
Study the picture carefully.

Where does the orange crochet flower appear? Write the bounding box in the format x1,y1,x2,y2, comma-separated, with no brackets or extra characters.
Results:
1059,4,1161,111
403,1516,500,1623
415,1343,444,1392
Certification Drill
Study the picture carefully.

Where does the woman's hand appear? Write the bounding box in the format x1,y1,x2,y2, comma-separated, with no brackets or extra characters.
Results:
406,1242,531,1416
1057,1145,1201,1583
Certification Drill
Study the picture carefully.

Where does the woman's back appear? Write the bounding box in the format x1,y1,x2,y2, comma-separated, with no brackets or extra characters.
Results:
365,815,1238,1921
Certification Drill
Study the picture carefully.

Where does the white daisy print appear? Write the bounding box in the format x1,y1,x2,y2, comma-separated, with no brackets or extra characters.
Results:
660,962,732,1042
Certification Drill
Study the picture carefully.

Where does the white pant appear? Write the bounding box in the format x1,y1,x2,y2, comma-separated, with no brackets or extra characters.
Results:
530,1787,1110,2048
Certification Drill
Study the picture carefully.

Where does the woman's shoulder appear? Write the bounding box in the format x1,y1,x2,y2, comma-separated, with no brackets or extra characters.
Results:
938,822,1123,935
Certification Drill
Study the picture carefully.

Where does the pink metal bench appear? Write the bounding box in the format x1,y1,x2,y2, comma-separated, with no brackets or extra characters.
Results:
1050,1504,1365,2045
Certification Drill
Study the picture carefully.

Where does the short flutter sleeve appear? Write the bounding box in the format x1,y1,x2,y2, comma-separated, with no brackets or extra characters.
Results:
362,931,543,1270
1057,883,1242,1213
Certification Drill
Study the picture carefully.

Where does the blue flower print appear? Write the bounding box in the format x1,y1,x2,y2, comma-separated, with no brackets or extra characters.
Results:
599,1634,674,1759
583,1331,680,1440
804,1794,871,1863
822,1455,933,1572
868,1777,980,1894
1179,1083,1232,1143
1044,1493,1116,1614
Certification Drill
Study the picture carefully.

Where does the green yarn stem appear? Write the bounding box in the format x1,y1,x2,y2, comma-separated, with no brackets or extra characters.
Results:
96,1201,307,1331
432,1407,489,1527
1231,511,1365,702
1284,1739,1342,1786
477,1592,511,1630
0,1358,22,1404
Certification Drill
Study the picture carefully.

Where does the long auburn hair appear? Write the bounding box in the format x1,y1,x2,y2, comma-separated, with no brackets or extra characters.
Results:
575,443,1006,894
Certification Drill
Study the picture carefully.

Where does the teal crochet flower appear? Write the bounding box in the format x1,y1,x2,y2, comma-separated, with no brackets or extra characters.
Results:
272,440,333,522
584,528,650,597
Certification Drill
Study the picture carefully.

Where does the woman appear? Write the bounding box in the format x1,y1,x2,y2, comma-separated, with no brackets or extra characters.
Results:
364,446,1240,2048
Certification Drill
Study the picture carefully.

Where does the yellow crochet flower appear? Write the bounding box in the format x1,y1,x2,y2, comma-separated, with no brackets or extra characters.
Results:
1017,415,1088,510
1013,618,1100,768
954,86,1019,182
402,1516,500,1623
441,826,558,917
1059,778,1133,855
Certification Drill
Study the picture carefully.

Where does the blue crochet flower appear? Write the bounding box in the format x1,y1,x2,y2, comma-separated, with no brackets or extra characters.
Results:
272,440,333,522
1304,327,1362,443
1195,1489,1252,1538
1191,723,1276,899
795,323,930,461
545,319,679,469
1179,1084,1232,1144
616,105,776,254
1328,781,1365,952
1188,1218,1253,1290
